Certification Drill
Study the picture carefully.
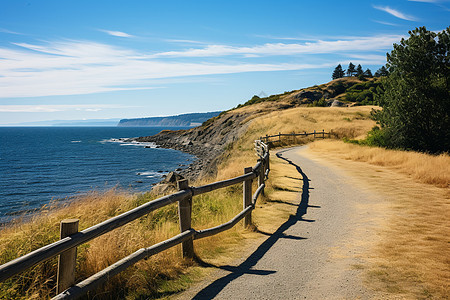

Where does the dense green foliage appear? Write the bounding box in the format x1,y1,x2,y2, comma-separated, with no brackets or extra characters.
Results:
344,80,382,105
372,26,450,153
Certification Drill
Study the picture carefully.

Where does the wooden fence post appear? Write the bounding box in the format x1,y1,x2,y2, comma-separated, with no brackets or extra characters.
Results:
258,158,265,195
278,132,281,142
322,129,325,138
313,130,316,138
243,167,253,227
57,219,79,294
178,179,194,259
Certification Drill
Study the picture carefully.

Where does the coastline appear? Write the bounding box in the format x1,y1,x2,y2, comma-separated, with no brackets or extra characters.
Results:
132,131,222,182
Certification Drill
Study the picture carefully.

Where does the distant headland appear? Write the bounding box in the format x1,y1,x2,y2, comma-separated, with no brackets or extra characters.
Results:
117,111,222,127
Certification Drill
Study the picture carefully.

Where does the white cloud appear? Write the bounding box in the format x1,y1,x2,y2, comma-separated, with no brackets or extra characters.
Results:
373,20,400,26
151,35,402,58
0,28,22,35
0,104,136,113
0,35,400,98
373,5,418,21
164,39,206,44
99,29,134,38
408,0,447,2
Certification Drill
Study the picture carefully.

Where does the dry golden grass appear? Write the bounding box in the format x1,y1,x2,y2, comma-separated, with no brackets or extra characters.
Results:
309,139,449,188
306,140,450,299
251,106,377,139
0,183,253,299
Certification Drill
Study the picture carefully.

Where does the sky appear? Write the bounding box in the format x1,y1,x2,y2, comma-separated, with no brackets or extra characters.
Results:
0,0,449,125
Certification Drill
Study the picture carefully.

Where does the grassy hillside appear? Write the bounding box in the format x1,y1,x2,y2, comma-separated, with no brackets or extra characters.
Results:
235,77,381,109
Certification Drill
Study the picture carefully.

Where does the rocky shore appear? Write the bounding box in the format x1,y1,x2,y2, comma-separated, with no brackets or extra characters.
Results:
132,129,223,183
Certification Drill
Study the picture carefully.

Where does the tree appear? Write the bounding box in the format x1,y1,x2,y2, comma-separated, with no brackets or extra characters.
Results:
347,62,356,76
332,64,345,79
364,68,373,77
356,64,364,76
372,26,450,153
374,66,389,77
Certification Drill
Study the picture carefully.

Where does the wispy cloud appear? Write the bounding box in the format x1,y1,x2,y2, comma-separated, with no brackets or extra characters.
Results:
373,5,418,21
0,104,136,113
164,39,207,44
0,28,22,35
408,0,447,3
99,29,134,38
0,34,399,98
373,19,400,26
408,0,450,10
151,35,402,58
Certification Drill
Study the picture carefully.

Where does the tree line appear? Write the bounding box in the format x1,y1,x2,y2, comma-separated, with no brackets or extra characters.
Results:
332,63,388,80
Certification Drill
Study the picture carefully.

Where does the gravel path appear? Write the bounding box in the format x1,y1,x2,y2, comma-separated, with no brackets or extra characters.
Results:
177,146,384,300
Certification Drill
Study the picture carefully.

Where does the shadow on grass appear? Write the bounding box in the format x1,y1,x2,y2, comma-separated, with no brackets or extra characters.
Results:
190,150,315,299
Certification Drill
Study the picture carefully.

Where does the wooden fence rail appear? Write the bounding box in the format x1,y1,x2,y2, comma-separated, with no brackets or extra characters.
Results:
0,141,271,300
260,130,331,144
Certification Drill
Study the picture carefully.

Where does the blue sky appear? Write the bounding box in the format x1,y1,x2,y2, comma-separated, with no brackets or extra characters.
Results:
0,0,449,125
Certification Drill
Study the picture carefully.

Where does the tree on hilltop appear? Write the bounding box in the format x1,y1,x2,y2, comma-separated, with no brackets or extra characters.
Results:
372,26,450,153
332,64,345,79
364,69,373,78
356,64,364,76
347,62,356,76
374,66,389,77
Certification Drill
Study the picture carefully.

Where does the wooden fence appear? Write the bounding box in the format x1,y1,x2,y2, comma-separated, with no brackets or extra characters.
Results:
0,141,270,300
260,130,331,144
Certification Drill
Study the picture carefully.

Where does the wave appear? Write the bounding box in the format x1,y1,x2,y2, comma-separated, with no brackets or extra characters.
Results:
100,138,156,148
136,171,164,178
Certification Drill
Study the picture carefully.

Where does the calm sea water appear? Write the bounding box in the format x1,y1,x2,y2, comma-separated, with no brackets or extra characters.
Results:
0,127,194,222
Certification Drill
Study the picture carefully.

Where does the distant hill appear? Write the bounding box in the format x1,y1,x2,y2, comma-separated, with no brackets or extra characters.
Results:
7,118,121,126
117,112,222,127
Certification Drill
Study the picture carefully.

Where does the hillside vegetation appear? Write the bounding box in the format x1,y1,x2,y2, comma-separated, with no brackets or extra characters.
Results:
0,76,448,299
236,76,381,109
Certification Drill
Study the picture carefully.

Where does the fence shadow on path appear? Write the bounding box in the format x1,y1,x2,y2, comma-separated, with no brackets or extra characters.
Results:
191,149,316,299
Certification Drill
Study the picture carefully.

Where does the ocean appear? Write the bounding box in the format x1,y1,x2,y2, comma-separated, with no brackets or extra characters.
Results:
0,127,194,223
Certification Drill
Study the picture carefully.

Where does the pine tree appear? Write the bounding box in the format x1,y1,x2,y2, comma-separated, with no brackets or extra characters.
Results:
347,62,356,76
356,64,364,76
332,64,345,79
372,26,450,153
364,69,373,77
374,66,389,77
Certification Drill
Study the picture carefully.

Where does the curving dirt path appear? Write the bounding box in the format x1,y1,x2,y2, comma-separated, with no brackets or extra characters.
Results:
177,146,387,299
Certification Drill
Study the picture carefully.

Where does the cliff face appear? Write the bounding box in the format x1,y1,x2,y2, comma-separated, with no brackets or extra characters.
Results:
117,112,222,127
